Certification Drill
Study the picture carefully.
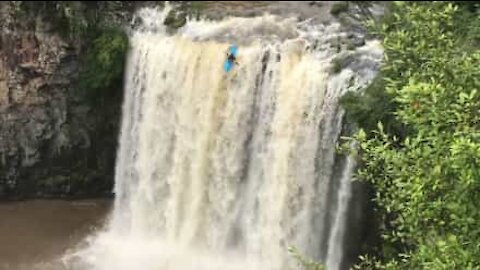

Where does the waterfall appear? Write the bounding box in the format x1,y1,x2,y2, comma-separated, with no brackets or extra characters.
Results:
64,6,382,270
326,149,357,270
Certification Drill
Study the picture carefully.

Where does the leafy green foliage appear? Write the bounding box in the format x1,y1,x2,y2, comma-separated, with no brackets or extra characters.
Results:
288,246,325,270
79,27,129,103
343,1,480,269
340,74,406,137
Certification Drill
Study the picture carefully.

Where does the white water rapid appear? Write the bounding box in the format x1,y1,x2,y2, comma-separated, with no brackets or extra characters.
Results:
64,5,382,270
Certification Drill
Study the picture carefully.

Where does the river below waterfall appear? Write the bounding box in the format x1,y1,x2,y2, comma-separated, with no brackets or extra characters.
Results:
0,200,111,270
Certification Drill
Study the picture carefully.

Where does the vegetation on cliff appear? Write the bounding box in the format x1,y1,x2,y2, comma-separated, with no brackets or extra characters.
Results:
79,28,128,103
341,1,480,268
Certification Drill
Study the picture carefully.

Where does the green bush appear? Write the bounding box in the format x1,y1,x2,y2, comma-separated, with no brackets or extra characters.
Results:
344,2,480,269
339,74,406,138
288,246,325,270
78,27,129,103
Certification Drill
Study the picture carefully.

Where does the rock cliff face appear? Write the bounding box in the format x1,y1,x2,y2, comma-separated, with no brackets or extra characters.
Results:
0,2,125,198
0,0,206,199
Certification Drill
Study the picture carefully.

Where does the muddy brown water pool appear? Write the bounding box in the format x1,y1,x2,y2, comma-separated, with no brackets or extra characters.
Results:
0,199,111,270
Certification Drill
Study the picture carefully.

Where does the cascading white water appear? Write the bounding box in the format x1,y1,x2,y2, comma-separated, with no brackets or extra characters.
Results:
64,5,382,270
326,147,357,270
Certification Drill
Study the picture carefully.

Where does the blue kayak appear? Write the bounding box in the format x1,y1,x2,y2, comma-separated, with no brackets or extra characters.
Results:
224,45,238,73
224,60,234,72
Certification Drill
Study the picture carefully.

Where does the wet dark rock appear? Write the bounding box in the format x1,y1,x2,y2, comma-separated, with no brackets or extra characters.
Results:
348,33,366,47
164,9,187,29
